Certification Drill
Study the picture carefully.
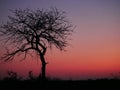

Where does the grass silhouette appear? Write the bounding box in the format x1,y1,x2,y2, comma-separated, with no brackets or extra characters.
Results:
0,70,120,89
0,77,120,89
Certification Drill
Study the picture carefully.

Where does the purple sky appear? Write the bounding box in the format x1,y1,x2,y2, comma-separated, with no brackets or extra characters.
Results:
0,0,120,80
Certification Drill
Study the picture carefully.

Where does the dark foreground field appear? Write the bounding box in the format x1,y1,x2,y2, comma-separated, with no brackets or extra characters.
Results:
0,79,120,89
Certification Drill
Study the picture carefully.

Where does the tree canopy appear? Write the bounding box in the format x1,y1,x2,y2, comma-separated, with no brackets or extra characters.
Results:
0,8,73,79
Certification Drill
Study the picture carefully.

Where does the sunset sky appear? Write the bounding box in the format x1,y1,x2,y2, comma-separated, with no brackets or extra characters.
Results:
0,0,120,80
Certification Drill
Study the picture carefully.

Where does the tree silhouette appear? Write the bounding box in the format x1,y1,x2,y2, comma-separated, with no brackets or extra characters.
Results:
0,8,73,80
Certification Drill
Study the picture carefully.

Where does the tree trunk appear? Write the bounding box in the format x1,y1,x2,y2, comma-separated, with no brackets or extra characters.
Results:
40,53,46,80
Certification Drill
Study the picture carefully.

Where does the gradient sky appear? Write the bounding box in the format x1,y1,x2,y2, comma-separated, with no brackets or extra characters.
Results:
0,0,120,80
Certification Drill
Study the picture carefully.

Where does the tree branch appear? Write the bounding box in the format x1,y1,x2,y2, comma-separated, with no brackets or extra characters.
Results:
1,47,35,62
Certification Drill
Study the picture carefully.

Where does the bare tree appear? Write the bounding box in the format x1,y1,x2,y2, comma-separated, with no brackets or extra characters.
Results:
0,8,73,80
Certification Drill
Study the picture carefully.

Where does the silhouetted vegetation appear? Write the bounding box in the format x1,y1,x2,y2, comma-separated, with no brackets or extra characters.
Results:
0,78,120,89
3,71,22,81
0,7,73,80
0,70,120,89
1,71,120,89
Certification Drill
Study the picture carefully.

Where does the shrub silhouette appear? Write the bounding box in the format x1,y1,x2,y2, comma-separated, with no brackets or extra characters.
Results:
3,71,22,81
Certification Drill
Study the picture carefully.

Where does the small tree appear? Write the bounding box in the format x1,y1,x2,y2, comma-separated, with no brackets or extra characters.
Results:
0,8,73,80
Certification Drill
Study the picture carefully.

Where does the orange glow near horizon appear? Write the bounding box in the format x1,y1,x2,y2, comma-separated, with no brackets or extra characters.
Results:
0,0,120,80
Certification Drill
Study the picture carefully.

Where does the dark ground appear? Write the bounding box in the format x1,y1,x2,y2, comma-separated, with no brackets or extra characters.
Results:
0,79,120,89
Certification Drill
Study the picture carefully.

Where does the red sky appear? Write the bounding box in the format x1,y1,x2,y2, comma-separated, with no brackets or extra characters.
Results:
0,0,120,80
